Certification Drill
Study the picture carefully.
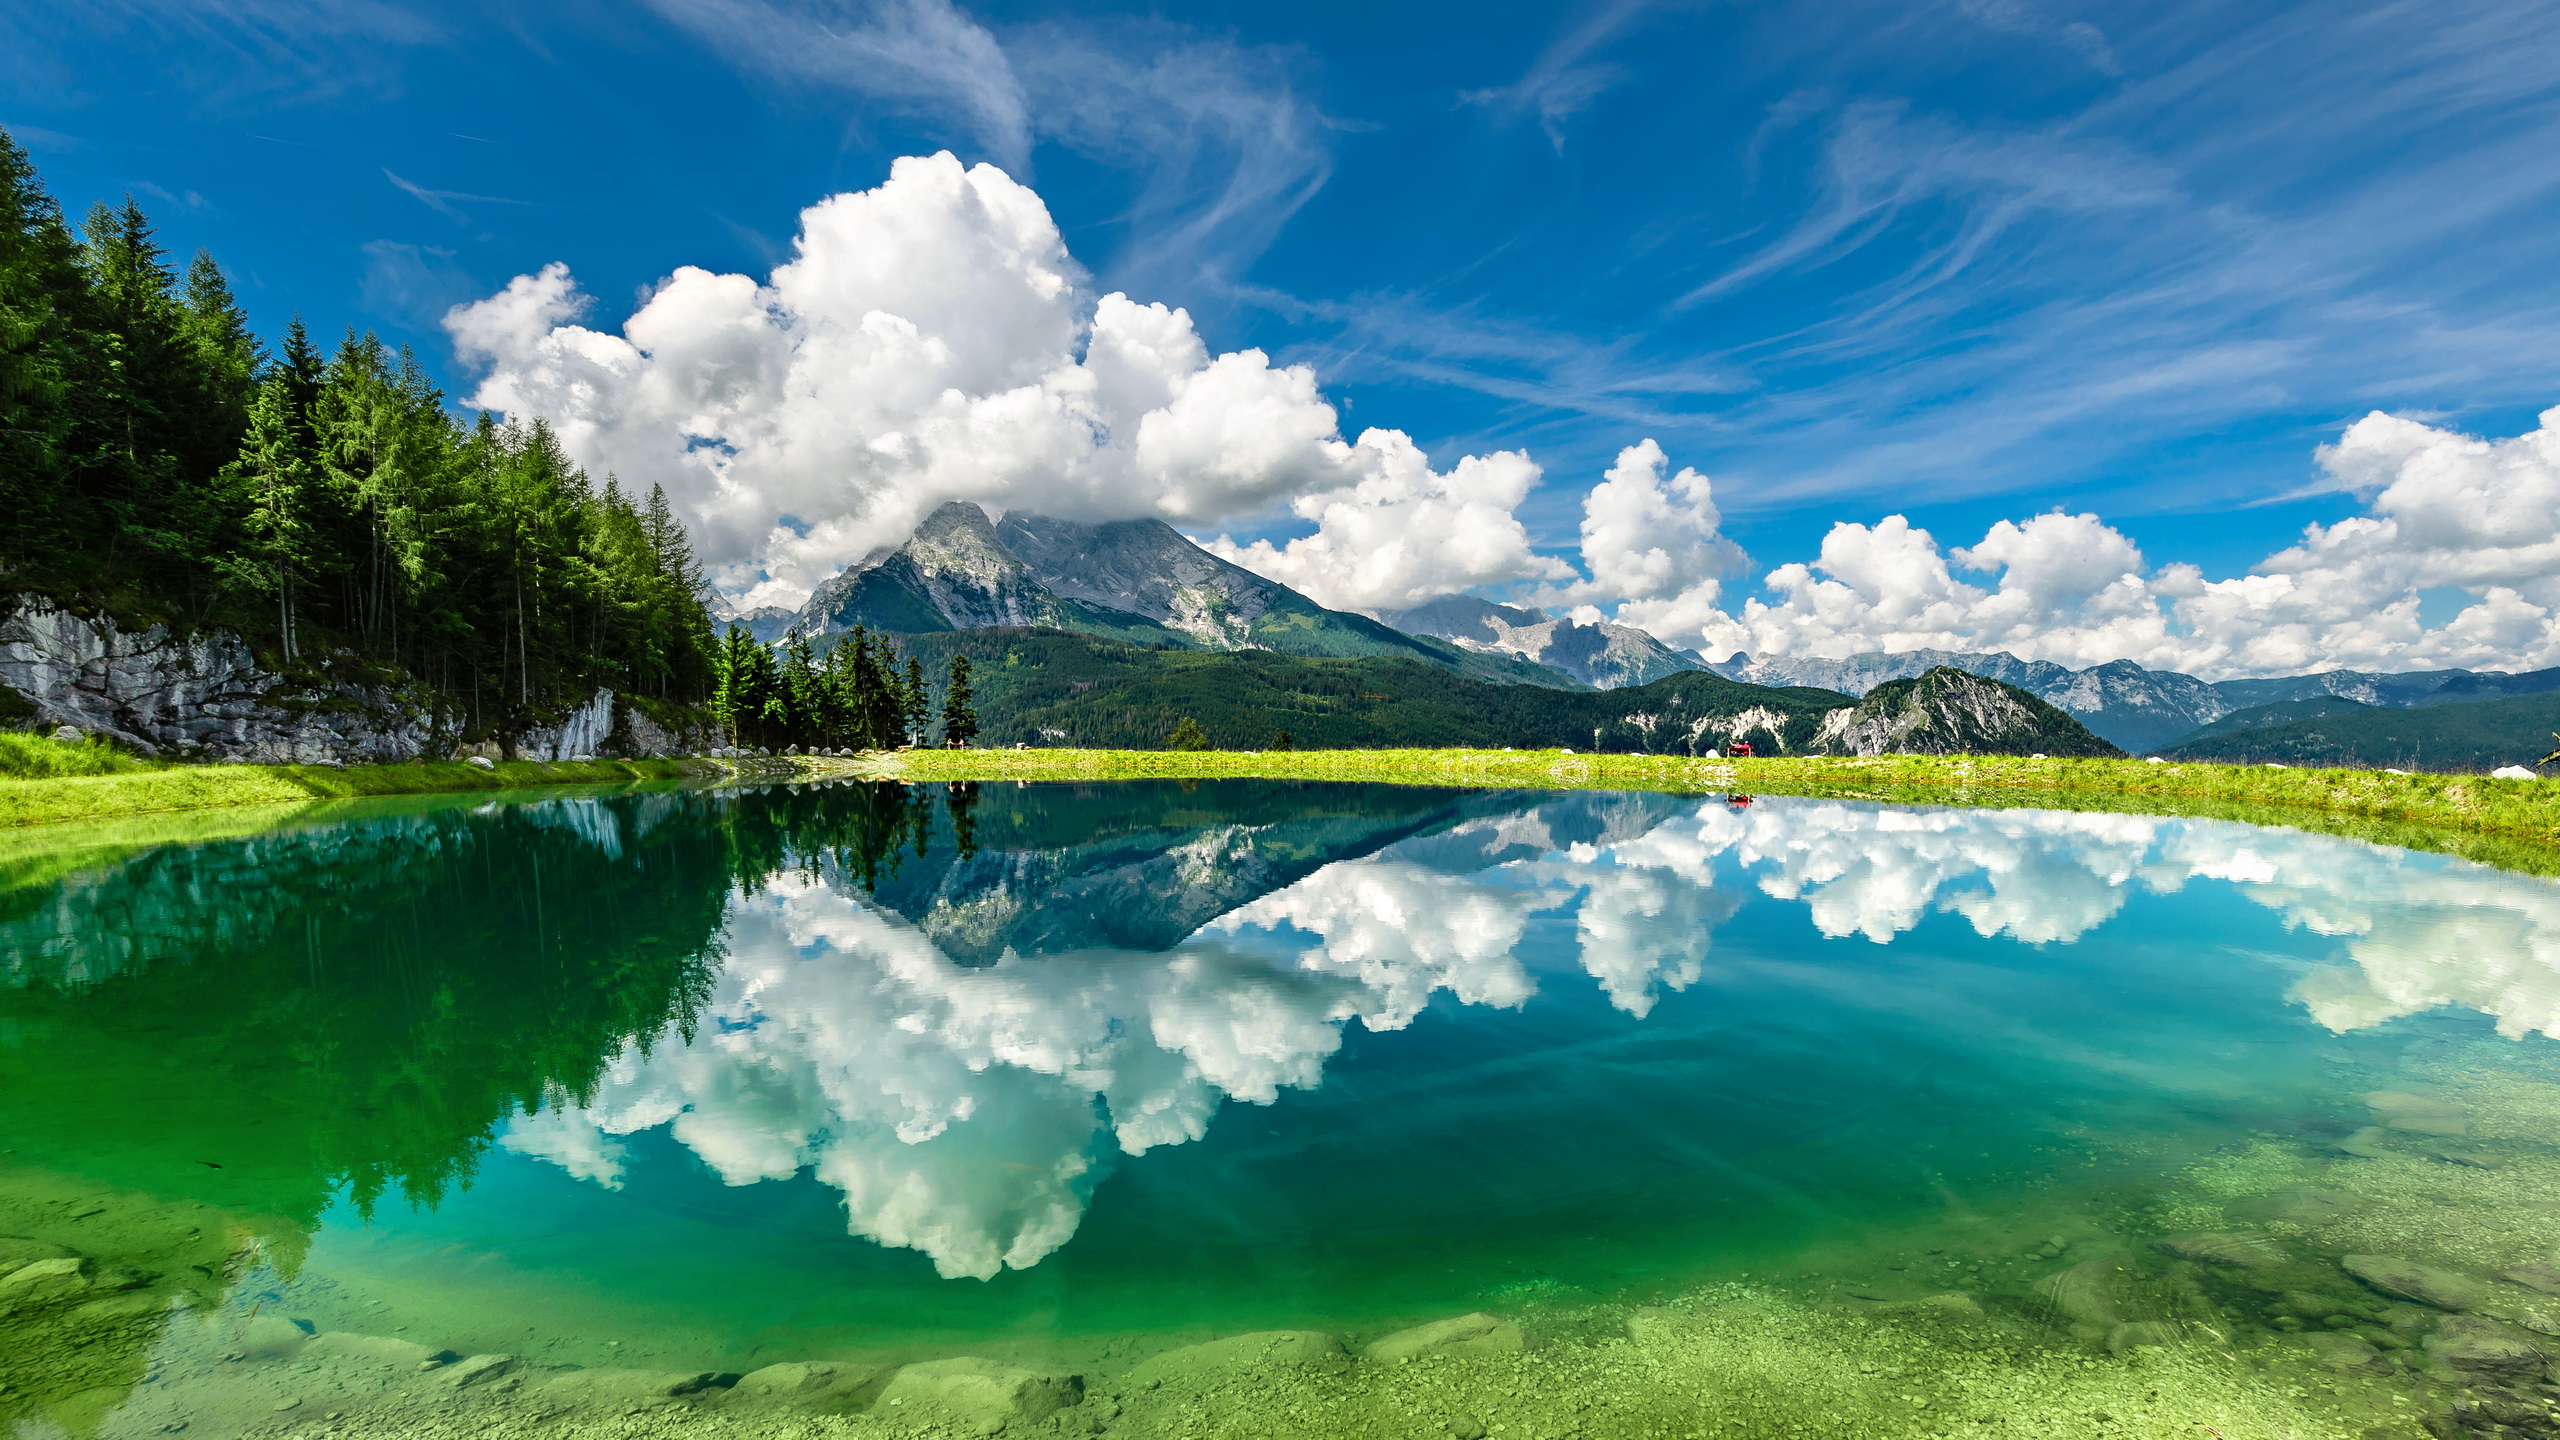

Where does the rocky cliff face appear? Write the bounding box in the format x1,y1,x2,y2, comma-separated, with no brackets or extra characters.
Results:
992,513,1283,646
799,501,1067,636
0,596,707,763
1809,668,2123,758
1382,595,1701,689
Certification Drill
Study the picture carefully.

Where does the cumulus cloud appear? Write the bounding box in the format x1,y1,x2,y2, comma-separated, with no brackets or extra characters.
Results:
451,153,1506,609
1601,406,2560,678
1202,435,1572,614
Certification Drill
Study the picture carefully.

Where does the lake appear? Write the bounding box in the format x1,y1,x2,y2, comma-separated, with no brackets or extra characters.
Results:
5,778,2558,1439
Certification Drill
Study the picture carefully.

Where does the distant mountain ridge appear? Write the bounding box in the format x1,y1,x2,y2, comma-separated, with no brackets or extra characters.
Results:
1712,649,2560,753
1378,595,1703,690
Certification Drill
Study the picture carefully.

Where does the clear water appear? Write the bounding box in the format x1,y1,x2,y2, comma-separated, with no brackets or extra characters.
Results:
7,779,2560,1439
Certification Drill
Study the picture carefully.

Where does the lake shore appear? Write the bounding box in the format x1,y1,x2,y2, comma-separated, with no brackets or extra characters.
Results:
0,756,714,830
860,747,2560,876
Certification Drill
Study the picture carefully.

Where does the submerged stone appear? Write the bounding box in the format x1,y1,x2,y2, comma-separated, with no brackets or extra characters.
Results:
537,1368,733,1406
2342,1255,2487,1311
1129,1329,1349,1386
2365,1091,2467,1136
303,1333,447,1368
728,1360,891,1408
2337,1126,2394,1159
2156,1233,2290,1269
2500,1262,2560,1296
1365,1313,1531,1363
2301,1333,2390,1374
2423,1316,2548,1378
877,1357,1084,1425
0,1256,93,1310
439,1353,518,1388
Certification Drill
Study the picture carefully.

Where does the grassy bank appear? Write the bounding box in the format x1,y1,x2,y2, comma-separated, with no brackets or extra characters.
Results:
864,747,2560,876
0,756,707,831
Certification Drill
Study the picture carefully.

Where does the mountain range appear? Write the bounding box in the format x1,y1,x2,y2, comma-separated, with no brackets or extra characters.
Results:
1711,649,2560,755
739,504,2551,764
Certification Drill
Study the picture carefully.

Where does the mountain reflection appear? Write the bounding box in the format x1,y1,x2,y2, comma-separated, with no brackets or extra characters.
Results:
11,781,2560,1287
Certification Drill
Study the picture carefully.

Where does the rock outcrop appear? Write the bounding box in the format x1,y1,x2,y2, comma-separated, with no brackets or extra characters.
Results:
1381,594,1701,689
1809,668,2124,758
2,595,709,762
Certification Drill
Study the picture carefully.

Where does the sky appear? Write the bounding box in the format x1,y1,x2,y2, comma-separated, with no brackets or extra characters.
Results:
9,0,2560,678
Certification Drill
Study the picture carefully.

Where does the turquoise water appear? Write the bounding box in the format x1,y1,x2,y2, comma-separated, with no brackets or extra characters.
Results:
8,780,2560,1439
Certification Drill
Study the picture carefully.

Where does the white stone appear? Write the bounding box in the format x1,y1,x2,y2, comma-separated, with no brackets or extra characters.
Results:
2492,765,2540,780
466,755,495,770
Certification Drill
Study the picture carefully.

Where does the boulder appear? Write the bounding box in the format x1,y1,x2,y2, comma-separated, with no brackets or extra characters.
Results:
304,1333,449,1369
230,1315,314,1360
2338,1126,2393,1159
2343,1255,2487,1311
1365,1313,1531,1364
439,1353,518,1388
0,1257,93,1310
2500,1263,2560,1297
537,1369,732,1406
727,1361,890,1409
466,755,495,770
2425,1316,2548,1378
2155,1233,2289,1269
2366,1091,2467,1136
0,1239,77,1272
1128,1331,1347,1387
876,1357,1083,1426
2302,1333,2391,1375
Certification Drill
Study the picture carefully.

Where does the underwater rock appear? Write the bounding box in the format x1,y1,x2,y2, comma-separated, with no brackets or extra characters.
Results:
2037,1259,2123,1327
2157,1233,2290,1269
0,1256,93,1310
2301,1333,2391,1374
537,1369,733,1406
229,1315,313,1360
303,1333,447,1368
2366,1091,2468,1136
0,1238,78,1273
2423,1316,2548,1379
2500,1263,2560,1297
2239,1188,2366,1227
438,1353,518,1388
1128,1330,1349,1386
2343,1256,2488,1312
2339,1126,2395,1159
2106,1321,2186,1353
2426,1146,2504,1169
1626,1307,1694,1346
877,1357,1084,1426
728,1360,892,1408
1365,1313,1531,1364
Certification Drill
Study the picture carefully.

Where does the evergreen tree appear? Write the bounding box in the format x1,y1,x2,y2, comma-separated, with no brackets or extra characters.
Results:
939,654,978,748
1167,717,1210,751
900,652,928,748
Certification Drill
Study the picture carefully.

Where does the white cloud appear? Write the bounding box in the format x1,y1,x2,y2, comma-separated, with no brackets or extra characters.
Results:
1552,439,1753,645
452,153,1421,609
1607,405,2560,677
1202,434,1572,614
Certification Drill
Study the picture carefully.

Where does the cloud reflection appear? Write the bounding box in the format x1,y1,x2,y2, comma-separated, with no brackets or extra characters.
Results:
502,794,2560,1278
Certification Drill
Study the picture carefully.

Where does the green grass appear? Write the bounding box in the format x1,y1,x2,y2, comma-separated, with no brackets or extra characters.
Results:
0,757,706,831
0,730,165,780
864,747,2560,876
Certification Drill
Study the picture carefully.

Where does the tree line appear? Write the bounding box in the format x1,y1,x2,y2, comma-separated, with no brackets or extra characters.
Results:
0,130,717,745
712,624,977,752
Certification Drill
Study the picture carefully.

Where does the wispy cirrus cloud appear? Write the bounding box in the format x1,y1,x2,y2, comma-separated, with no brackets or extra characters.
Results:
1460,0,1657,151
384,169,531,225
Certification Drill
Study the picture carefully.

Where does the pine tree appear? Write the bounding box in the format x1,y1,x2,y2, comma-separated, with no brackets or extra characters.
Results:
1166,717,1209,751
0,127,85,585
939,654,978,748
226,372,319,660
900,653,928,747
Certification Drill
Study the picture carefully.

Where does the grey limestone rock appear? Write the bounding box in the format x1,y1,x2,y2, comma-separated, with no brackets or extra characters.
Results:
2424,1315,2548,1378
2301,1332,2391,1374
726,1360,890,1408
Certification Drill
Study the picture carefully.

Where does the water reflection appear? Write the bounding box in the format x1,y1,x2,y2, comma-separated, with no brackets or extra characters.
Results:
455,788,2560,1281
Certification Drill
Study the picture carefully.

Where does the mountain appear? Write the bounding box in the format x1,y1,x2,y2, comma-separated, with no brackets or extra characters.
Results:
1712,649,2220,752
2171,695,2374,746
2212,668,2480,709
1810,668,2124,759
709,602,801,644
797,501,1072,636
1378,595,1703,689
786,503,1583,689
2154,689,2560,772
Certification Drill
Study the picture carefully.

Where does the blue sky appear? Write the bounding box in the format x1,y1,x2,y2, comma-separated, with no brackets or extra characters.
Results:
10,0,2560,673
